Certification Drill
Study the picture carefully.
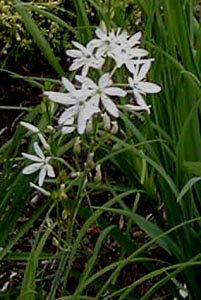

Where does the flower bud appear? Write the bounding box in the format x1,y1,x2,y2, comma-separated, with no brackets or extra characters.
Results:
74,137,81,154
94,164,102,182
111,121,118,134
102,112,111,131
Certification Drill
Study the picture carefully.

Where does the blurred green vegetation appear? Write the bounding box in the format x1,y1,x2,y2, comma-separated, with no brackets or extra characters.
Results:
0,0,74,68
1,0,201,299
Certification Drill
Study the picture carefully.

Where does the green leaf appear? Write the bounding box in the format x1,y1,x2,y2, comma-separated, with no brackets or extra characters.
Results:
93,207,182,259
184,161,201,176
177,176,201,203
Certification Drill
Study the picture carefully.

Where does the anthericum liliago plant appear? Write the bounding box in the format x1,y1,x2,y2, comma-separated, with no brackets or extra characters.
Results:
20,21,161,195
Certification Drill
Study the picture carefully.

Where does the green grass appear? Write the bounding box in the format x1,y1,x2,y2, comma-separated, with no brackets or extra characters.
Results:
1,0,201,299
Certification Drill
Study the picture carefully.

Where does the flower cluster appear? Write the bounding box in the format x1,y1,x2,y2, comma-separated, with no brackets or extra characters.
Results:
44,22,161,135
21,22,161,190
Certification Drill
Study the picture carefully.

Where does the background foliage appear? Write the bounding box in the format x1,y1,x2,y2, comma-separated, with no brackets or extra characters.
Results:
1,0,201,299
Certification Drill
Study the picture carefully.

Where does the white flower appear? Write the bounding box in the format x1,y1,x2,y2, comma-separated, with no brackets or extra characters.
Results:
76,73,126,117
128,60,161,95
59,99,99,134
127,60,161,113
109,31,148,73
22,142,55,186
89,23,148,73
45,77,100,134
110,45,148,74
66,41,104,76
88,23,124,57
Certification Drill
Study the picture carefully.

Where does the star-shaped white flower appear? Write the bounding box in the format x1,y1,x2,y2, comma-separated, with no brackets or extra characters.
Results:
66,41,104,76
22,142,55,187
127,60,161,113
89,23,148,73
76,73,127,117
44,77,100,134
129,60,161,94
88,23,125,57
58,99,99,134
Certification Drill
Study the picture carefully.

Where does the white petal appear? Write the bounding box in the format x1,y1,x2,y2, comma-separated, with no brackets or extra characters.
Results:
125,61,136,74
22,163,43,174
88,94,100,107
44,91,76,105
66,49,82,58
124,104,151,114
20,121,39,133
38,134,50,150
38,167,46,186
90,57,104,69
22,153,42,162
77,104,99,134
179,288,188,298
99,73,112,88
138,82,161,94
105,87,127,97
124,104,143,111
69,60,86,71
137,61,151,81
101,96,119,117
76,75,96,89
30,182,50,196
128,32,142,46
47,164,55,178
62,77,75,92
58,107,78,124
81,65,89,76
96,23,107,37
33,142,45,160
89,103,101,116
62,116,74,126
77,114,87,134
133,90,147,107
62,126,75,134
87,38,100,49
72,41,87,51
128,77,134,87
130,48,148,58
81,102,100,120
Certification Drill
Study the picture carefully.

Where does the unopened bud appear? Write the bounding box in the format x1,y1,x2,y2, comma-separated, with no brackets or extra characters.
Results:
102,112,111,131
94,164,102,182
52,237,60,247
74,137,81,154
62,209,69,220
86,152,95,168
111,121,118,134
85,118,93,134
